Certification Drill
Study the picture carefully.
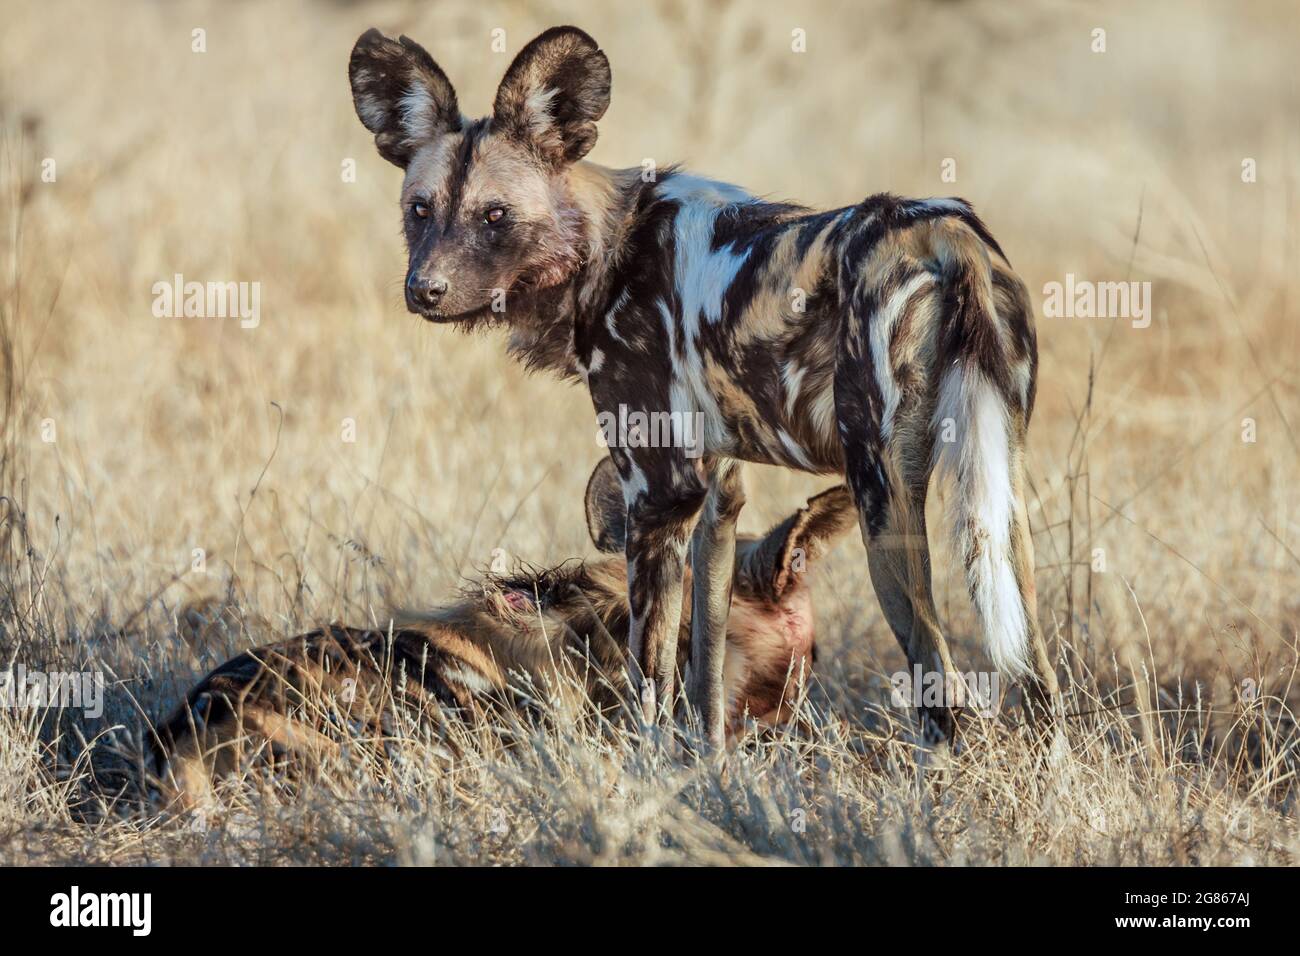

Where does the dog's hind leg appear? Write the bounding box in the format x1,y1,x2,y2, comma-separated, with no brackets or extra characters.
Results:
857,434,964,748
835,258,963,749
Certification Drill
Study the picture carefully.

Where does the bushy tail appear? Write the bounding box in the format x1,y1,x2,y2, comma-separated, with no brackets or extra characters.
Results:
928,217,1032,680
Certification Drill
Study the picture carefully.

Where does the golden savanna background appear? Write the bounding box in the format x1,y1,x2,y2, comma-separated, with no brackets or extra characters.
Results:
1,0,1297,864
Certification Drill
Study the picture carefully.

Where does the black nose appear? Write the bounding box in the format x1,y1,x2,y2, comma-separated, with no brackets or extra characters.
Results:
407,275,448,309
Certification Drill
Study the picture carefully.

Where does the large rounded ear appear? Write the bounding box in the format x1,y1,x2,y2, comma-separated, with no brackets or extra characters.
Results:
492,26,610,166
738,486,857,602
584,457,626,553
349,29,461,168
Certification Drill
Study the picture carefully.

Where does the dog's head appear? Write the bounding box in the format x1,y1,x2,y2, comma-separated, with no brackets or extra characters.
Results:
349,27,610,323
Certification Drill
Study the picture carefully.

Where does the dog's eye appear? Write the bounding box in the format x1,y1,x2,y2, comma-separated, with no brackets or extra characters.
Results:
483,207,506,225
411,201,430,220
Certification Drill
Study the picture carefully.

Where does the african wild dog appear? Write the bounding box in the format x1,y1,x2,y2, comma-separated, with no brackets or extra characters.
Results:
348,26,1062,749
152,459,855,809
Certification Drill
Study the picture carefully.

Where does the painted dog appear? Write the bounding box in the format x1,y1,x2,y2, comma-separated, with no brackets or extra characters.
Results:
153,459,854,808
347,26,1061,748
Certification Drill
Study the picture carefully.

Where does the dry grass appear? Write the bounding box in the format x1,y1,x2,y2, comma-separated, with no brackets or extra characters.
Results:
1,0,1298,865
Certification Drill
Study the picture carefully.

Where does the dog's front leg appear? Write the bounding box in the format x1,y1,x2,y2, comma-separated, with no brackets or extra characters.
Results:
687,459,744,749
622,458,709,725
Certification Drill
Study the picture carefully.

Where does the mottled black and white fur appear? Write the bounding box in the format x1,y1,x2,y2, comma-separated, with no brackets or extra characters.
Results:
347,25,1062,748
